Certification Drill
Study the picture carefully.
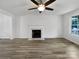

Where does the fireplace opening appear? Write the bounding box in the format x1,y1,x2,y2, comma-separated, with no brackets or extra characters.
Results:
32,30,41,38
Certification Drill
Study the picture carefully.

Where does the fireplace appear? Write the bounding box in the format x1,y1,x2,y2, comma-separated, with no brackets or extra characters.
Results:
32,30,41,38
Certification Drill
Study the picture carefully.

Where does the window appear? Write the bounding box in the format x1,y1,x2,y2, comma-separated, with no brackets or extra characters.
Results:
71,15,79,35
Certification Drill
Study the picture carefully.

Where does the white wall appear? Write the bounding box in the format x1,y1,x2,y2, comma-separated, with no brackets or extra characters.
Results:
0,12,12,38
12,16,21,38
63,9,79,45
14,15,63,38
0,9,63,39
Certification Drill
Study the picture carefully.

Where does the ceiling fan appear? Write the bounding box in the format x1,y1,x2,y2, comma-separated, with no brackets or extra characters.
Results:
28,0,56,13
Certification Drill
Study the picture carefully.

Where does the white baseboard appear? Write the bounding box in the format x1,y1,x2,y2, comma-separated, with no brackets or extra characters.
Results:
64,37,79,45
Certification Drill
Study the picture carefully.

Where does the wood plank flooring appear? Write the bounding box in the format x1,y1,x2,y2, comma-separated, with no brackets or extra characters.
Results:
0,38,79,59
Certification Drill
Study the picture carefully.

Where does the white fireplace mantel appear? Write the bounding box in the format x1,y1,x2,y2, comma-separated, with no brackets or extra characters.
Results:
28,25,45,39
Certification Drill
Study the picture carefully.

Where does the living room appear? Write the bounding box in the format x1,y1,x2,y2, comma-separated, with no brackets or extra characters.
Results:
0,0,79,59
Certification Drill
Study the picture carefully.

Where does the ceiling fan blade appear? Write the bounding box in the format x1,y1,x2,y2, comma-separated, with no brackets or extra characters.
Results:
45,7,54,11
44,0,56,6
28,7,37,10
31,0,39,5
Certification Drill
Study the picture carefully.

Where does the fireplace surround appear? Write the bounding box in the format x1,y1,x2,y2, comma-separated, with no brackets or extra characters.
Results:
28,25,44,39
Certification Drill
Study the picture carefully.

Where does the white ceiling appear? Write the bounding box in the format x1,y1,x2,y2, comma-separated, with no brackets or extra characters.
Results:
0,0,79,16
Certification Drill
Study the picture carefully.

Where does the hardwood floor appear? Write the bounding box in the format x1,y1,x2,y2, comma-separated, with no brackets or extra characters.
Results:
0,38,79,59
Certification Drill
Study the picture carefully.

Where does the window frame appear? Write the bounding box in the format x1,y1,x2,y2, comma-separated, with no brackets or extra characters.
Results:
71,15,79,36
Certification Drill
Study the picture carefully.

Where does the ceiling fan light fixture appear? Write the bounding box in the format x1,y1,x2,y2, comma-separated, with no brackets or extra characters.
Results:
37,4,45,11
29,0,56,13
